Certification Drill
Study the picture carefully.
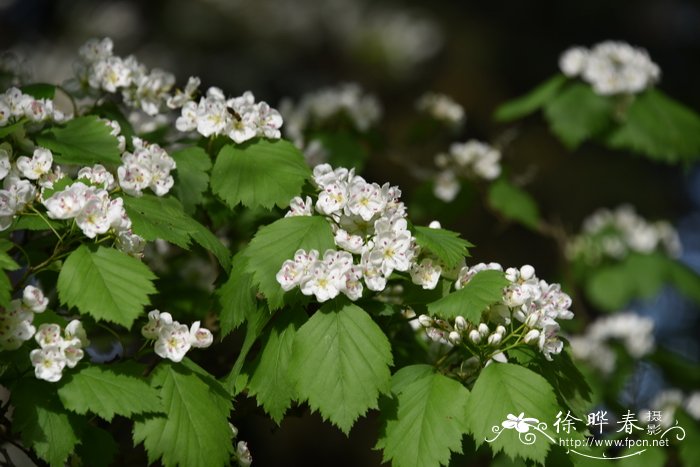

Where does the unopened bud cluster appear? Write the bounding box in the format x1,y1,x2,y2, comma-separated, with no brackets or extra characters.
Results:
418,262,574,363
559,41,660,95
433,140,501,202
141,310,214,363
566,204,680,265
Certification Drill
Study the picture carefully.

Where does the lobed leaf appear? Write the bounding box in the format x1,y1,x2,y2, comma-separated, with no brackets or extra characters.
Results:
217,251,257,336
57,245,157,328
36,115,122,165
171,146,212,214
289,300,393,434
413,226,473,269
427,269,509,322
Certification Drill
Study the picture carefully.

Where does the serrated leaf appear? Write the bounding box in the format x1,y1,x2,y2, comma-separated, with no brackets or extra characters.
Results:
245,307,306,423
243,216,335,309
218,251,257,336
607,89,700,163
211,139,310,210
57,245,157,328
123,195,230,270
133,362,233,467
57,365,163,421
171,146,212,213
427,269,509,321
488,178,541,230
36,115,122,165
466,363,559,464
413,226,472,268
289,300,393,434
376,365,469,467
544,83,613,149
11,378,81,466
494,74,567,122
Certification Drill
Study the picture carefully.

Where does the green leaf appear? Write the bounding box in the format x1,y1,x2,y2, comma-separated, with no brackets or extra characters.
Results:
543,83,613,149
494,74,567,122
11,378,81,466
245,307,306,423
57,365,163,421
289,300,393,434
243,216,335,309
76,426,119,467
133,362,233,467
9,213,63,232
413,226,472,269
171,146,212,213
678,411,700,467
585,252,700,310
218,251,257,336
607,89,700,163
21,83,56,99
57,245,157,328
465,363,559,464
0,243,19,307
376,365,469,467
488,178,541,230
211,139,310,210
0,119,25,138
36,115,122,165
427,269,509,321
123,195,230,270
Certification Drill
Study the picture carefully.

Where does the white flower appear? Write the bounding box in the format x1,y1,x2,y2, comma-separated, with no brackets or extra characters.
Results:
346,180,386,221
316,181,348,215
0,147,11,180
35,323,63,348
334,228,364,254
16,148,53,180
154,322,192,362
433,170,460,202
286,196,313,217
410,258,442,290
30,346,67,382
415,92,465,127
189,321,214,348
64,320,89,348
141,309,173,340
276,249,319,291
22,285,48,313
299,261,344,302
559,47,588,77
235,440,253,467
77,164,116,190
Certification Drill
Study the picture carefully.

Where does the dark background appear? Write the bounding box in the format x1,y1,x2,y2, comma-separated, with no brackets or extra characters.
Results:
2,0,699,465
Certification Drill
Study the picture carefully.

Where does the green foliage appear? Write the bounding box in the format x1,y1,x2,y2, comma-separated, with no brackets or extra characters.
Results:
21,83,56,99
466,363,559,464
607,89,700,163
11,378,82,466
0,240,19,307
376,365,469,467
585,252,700,310
218,251,257,335
312,131,369,170
57,245,157,328
543,83,613,149
133,362,233,467
170,146,212,213
242,215,335,309
488,178,541,229
413,225,472,268
211,139,310,210
494,75,567,122
289,300,393,434
427,269,509,321
244,307,306,423
123,194,230,269
76,426,119,467
36,115,122,165
57,365,163,421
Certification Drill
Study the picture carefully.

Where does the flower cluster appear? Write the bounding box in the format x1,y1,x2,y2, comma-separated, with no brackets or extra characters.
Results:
433,140,502,202
0,86,70,126
415,91,465,128
280,83,381,149
566,205,681,265
0,145,45,229
0,285,48,350
277,164,431,302
77,38,176,116
559,41,660,95
569,312,654,374
141,310,214,362
118,137,176,197
30,320,88,382
175,87,283,144
418,263,573,362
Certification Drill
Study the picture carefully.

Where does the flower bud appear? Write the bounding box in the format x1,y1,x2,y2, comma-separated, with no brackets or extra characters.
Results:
520,264,535,281
468,329,481,344
454,316,467,331
513,309,526,322
525,313,539,328
478,323,489,337
448,331,462,345
524,329,540,343
428,220,442,229
495,325,506,336
418,314,433,328
487,332,502,346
